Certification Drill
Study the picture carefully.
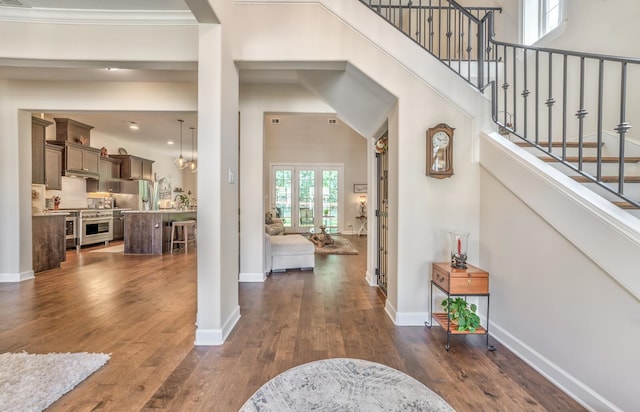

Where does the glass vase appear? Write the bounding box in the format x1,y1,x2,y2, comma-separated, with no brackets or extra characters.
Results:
450,231,469,268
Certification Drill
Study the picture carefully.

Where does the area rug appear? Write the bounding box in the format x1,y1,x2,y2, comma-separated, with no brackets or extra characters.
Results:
313,236,358,255
89,244,124,253
239,358,455,411
0,352,110,412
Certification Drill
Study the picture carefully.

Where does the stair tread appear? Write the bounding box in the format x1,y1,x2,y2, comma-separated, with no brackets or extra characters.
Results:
613,201,640,209
515,141,601,148
572,175,640,183
541,156,640,163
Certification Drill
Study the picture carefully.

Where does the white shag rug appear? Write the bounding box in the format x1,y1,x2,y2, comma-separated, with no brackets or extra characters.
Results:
0,352,110,412
240,358,455,412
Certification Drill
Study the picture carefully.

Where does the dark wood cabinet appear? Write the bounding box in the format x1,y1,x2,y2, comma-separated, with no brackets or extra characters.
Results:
48,141,100,178
44,144,63,190
87,157,121,193
32,117,53,185
110,155,154,180
54,118,93,146
32,215,66,273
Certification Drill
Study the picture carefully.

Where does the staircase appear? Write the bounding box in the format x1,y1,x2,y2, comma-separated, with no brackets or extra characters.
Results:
360,0,640,216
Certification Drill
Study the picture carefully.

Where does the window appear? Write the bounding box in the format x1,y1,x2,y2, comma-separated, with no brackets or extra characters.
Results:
271,164,343,233
523,0,564,45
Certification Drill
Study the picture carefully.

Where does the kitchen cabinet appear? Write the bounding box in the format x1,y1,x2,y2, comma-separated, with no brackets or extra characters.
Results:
87,157,121,193
110,155,154,180
44,144,63,190
32,117,54,185
54,117,93,146
48,141,100,178
32,214,66,273
112,210,124,240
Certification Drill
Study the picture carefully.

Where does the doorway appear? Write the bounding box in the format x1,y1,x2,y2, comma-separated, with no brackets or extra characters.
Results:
376,136,389,295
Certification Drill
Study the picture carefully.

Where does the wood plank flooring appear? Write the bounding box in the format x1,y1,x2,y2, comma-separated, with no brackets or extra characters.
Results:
0,238,585,411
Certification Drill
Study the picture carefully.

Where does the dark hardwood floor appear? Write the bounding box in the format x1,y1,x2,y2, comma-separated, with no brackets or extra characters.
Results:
0,237,585,411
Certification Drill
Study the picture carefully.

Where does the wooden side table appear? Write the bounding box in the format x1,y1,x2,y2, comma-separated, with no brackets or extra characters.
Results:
355,215,367,236
426,262,495,351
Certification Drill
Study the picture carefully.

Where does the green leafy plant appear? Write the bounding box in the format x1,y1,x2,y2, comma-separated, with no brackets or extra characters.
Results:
441,297,481,332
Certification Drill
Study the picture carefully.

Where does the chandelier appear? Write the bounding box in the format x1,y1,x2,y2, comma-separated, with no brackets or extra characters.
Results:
174,119,187,169
186,127,197,173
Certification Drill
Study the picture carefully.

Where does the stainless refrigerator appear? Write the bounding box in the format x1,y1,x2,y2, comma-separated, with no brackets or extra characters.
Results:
113,180,158,210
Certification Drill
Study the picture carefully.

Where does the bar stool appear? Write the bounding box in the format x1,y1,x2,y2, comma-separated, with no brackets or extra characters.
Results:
170,220,197,253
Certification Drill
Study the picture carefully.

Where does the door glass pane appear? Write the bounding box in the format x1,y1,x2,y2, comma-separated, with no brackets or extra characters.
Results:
274,169,292,226
298,170,315,227
322,170,339,233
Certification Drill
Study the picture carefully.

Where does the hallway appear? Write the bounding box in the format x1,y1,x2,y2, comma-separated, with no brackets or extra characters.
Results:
0,238,583,411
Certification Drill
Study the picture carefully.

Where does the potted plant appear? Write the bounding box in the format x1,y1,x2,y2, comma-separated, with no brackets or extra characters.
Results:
441,297,480,332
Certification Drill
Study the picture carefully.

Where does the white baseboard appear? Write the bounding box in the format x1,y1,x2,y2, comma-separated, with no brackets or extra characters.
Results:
239,272,266,282
394,311,429,326
0,270,34,283
384,299,397,323
489,321,621,412
194,305,241,346
365,270,377,286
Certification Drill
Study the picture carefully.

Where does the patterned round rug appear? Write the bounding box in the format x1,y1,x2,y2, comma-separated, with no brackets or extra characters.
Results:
239,358,455,411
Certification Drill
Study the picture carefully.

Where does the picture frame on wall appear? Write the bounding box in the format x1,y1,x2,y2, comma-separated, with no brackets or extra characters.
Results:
353,184,367,193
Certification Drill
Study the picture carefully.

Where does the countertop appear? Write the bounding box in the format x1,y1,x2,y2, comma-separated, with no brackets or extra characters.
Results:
32,211,70,217
122,209,196,214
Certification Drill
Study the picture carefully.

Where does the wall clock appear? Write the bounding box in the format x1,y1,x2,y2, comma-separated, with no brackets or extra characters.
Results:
426,123,455,178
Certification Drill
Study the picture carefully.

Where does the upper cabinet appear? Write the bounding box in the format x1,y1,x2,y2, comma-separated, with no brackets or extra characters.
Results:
31,117,54,185
47,141,101,179
54,118,93,146
48,118,100,179
109,155,154,180
87,156,121,193
44,144,63,190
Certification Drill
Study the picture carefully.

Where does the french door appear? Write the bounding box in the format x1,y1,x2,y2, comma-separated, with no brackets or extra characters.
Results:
271,164,343,233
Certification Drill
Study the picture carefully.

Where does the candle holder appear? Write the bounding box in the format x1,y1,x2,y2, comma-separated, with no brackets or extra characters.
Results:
450,231,469,269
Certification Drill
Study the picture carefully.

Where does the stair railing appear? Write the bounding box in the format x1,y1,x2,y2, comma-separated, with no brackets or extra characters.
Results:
359,0,501,89
360,0,640,208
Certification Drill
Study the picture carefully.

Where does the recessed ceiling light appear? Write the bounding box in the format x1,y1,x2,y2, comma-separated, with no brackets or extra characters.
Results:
167,141,175,145
129,122,139,130
105,67,120,71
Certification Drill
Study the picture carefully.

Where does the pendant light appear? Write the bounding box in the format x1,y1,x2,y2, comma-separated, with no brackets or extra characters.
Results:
187,126,198,173
174,119,187,169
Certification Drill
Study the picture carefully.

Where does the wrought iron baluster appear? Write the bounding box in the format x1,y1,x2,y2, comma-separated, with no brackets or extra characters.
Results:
562,54,567,160
467,16,471,82
616,62,630,194
428,0,434,53
535,51,539,145
446,3,452,62
522,49,529,141
546,53,555,152
503,45,509,127
513,46,517,133
576,57,587,170
597,59,604,180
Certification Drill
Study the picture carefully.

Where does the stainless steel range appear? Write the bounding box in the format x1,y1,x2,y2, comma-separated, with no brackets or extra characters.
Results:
79,209,114,247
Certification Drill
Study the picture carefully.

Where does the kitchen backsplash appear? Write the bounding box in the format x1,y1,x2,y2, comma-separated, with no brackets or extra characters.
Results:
45,176,90,209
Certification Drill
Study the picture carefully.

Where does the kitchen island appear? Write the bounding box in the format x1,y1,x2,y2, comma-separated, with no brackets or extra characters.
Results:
123,210,196,255
32,212,67,272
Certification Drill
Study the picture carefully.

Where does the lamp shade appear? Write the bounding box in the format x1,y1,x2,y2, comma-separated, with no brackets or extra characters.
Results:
175,119,187,170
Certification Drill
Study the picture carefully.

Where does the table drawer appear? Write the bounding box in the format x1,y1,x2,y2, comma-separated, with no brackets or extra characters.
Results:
449,277,488,294
432,266,450,291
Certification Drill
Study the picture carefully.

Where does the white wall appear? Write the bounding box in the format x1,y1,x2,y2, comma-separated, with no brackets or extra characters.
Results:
480,132,640,411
